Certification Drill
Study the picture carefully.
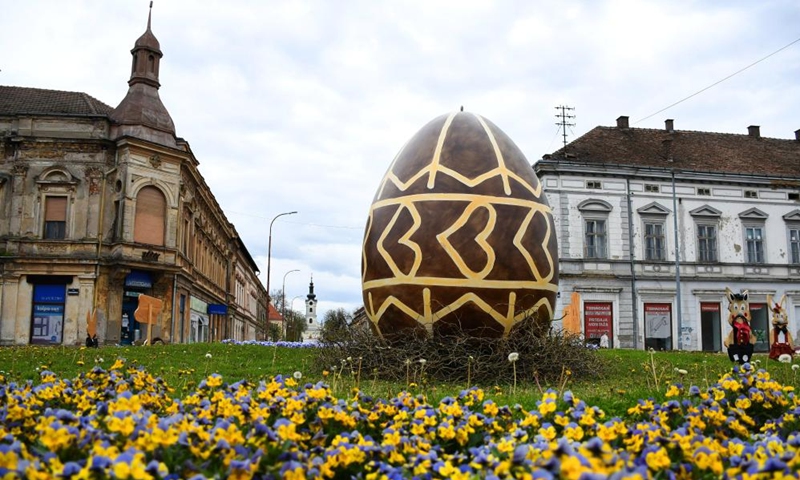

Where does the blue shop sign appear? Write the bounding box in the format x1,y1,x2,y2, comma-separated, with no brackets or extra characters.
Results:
33,284,66,303
125,271,152,289
207,304,228,315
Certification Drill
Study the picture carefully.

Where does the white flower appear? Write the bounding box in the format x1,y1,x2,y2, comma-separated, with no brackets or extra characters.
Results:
792,364,799,371
293,371,302,380
205,353,212,359
779,354,792,364
676,368,688,375
508,352,519,363
419,359,427,365
405,359,411,365
347,357,353,362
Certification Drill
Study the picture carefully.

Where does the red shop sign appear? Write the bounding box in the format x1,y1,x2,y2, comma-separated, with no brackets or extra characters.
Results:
701,303,720,312
584,302,613,340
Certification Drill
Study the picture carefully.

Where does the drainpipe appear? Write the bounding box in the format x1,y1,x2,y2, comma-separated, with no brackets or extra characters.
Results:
626,178,639,349
0,262,5,330
671,171,683,349
171,274,178,344
93,154,118,310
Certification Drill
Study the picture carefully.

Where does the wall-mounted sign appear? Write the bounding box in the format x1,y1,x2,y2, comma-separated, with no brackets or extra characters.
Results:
207,304,228,315
67,288,80,296
584,302,613,346
124,270,152,289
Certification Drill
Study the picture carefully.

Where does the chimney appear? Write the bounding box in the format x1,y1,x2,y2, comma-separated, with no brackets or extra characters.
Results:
748,125,760,138
795,129,800,141
616,116,629,129
665,119,674,132
662,139,673,162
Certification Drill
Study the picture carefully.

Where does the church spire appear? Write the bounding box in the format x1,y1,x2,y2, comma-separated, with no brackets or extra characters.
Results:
128,1,163,88
307,275,316,301
110,1,176,146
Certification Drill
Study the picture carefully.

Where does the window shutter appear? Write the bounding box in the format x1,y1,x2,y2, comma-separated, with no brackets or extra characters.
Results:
134,186,166,245
45,197,67,221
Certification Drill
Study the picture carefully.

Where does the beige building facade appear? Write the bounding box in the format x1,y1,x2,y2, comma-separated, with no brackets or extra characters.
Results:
0,10,267,345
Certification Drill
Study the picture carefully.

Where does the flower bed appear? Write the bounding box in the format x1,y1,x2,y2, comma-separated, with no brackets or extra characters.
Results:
1,362,799,478
221,339,321,348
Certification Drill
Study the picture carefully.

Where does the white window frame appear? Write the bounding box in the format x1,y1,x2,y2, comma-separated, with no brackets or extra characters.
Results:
578,199,612,260
691,205,722,264
696,223,718,263
739,208,769,265
788,226,800,265
783,211,800,265
744,225,765,264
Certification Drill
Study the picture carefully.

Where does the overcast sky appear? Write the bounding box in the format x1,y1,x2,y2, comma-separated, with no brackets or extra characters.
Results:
3,1,799,321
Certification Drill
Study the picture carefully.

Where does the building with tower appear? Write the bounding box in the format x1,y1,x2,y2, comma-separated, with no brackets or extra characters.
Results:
0,6,267,345
304,276,321,342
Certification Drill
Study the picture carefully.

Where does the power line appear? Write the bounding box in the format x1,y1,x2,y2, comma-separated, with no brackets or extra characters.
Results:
635,35,800,125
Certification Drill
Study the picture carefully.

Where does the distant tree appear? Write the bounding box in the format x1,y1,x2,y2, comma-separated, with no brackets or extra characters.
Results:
320,308,353,342
284,309,308,342
268,323,281,342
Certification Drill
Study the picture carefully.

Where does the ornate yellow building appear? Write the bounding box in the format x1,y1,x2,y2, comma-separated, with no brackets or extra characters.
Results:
0,9,267,345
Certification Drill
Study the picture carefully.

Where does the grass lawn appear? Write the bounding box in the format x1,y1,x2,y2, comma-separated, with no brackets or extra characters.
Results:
1,342,797,417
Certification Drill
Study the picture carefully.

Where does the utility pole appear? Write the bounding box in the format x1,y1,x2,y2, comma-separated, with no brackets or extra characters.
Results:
555,105,575,150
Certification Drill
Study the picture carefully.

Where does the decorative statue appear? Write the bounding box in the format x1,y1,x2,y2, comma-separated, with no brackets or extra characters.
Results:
85,309,99,348
768,294,794,361
723,288,755,364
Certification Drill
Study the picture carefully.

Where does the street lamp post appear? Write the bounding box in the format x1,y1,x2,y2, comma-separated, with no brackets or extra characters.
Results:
282,269,300,339
265,211,297,335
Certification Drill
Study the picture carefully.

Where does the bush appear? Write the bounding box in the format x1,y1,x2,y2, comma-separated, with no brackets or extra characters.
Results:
314,316,604,384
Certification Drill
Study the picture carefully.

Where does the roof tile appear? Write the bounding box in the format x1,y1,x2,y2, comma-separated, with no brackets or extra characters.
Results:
0,85,114,117
549,126,800,178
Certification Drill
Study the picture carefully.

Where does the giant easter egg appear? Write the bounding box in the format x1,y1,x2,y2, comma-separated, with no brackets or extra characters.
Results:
361,111,559,339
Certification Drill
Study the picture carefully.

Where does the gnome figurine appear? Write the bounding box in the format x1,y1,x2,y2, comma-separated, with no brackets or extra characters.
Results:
723,287,756,364
768,294,794,361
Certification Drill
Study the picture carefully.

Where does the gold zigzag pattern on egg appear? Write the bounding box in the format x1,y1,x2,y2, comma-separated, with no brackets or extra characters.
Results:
376,112,544,200
367,289,555,335
362,197,557,288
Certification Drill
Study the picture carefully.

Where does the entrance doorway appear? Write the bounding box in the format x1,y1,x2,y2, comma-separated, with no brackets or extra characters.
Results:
749,303,769,352
584,302,613,348
700,302,722,352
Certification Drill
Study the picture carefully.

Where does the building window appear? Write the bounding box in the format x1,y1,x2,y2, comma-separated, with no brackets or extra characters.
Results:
586,181,601,189
790,193,800,201
644,184,660,193
790,228,800,264
745,226,765,263
697,225,718,262
744,190,758,199
585,219,607,259
44,196,68,239
697,188,711,196
644,303,672,351
134,186,166,246
644,222,666,261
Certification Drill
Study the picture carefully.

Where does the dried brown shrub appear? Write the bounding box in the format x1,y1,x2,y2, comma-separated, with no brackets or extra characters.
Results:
314,315,605,385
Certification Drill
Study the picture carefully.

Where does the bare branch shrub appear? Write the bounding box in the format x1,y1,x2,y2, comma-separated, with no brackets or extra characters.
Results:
314,314,605,385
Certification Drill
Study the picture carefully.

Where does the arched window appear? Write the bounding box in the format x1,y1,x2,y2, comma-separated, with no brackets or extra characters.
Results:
148,54,155,72
134,186,166,245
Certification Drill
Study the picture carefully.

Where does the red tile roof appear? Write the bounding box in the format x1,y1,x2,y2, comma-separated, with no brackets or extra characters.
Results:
268,303,284,322
544,125,800,178
0,86,114,117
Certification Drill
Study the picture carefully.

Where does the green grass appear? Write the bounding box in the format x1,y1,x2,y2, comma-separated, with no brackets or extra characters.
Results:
1,344,797,417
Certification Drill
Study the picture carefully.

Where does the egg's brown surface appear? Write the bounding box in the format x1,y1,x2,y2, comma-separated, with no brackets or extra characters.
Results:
361,111,558,338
